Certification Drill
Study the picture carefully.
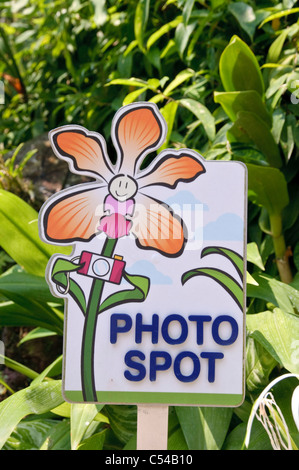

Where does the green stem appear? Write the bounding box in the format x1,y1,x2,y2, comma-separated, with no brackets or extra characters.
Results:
269,213,293,284
81,237,118,402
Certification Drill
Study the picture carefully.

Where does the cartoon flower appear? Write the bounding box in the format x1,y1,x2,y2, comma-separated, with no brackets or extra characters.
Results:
41,102,205,257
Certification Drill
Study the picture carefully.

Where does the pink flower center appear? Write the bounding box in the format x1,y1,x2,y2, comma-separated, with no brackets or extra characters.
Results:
98,213,132,239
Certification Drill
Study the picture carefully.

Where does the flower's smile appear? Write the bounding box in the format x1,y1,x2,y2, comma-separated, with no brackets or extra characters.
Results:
108,174,138,202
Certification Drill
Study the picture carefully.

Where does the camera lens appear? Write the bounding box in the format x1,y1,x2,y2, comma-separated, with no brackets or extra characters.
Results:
92,258,110,277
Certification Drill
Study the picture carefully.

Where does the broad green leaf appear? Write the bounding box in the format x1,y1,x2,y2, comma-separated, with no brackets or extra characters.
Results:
180,98,215,141
70,403,99,450
18,327,57,346
0,267,56,304
228,2,259,41
0,354,39,380
247,272,299,314
0,380,64,449
159,100,179,150
31,355,63,385
3,418,64,450
246,308,299,375
182,267,243,310
146,16,182,49
230,111,281,167
98,271,150,315
105,405,137,445
39,419,71,450
246,336,278,393
223,420,273,450
106,78,148,88
266,28,289,64
0,299,63,333
214,90,272,127
77,430,107,450
123,86,148,105
175,21,197,57
163,68,194,96
182,0,195,25
0,190,70,276
247,164,289,215
247,242,265,270
134,0,150,52
219,35,264,96
259,8,299,28
176,406,232,450
0,267,64,333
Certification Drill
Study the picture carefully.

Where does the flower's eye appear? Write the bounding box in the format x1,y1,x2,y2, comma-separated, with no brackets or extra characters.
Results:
125,182,128,189
119,181,122,187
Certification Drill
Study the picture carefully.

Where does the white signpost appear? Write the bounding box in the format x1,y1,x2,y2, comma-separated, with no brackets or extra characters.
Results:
39,102,247,450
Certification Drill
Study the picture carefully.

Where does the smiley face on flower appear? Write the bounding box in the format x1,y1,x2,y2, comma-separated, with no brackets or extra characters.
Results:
40,102,205,257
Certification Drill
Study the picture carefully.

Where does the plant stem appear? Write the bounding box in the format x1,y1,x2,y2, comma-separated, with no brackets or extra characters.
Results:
81,237,117,402
269,213,293,284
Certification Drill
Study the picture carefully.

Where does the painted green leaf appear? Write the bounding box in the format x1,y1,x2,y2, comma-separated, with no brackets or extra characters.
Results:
219,35,264,96
0,380,64,449
98,271,150,315
246,308,299,374
181,267,243,310
247,164,289,215
201,246,244,280
0,190,70,277
51,257,86,315
214,90,272,127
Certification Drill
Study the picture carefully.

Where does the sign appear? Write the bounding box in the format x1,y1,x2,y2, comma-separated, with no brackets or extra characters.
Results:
39,102,247,406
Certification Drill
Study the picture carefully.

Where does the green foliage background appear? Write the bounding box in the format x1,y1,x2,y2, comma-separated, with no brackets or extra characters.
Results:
0,0,298,450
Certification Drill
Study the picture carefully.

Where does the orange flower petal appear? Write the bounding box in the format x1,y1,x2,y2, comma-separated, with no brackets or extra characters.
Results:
50,126,114,181
137,151,205,189
41,184,107,243
131,194,186,257
112,103,165,175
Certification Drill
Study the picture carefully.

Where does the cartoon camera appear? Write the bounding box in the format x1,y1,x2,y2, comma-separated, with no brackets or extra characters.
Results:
77,251,126,284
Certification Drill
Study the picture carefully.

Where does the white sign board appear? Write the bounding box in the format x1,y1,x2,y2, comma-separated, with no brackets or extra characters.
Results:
39,102,247,406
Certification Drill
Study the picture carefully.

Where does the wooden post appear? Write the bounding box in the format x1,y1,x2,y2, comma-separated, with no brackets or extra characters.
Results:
137,405,169,450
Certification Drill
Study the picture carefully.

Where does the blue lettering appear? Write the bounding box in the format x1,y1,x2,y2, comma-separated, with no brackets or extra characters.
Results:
124,350,146,381
173,351,200,382
200,352,224,382
110,313,132,344
212,315,238,346
161,314,188,345
135,313,159,344
188,315,212,345
150,351,172,381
